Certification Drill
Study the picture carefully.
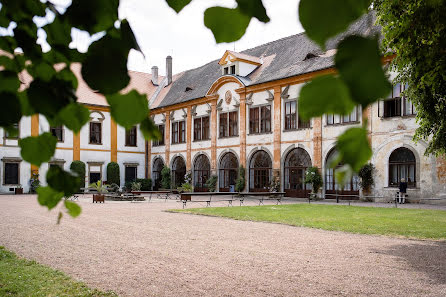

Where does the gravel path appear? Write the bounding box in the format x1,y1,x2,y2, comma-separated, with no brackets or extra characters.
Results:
1,195,445,297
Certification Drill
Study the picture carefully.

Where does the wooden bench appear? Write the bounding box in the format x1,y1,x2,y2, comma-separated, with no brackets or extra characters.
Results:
179,192,237,208
131,190,171,202
238,192,285,205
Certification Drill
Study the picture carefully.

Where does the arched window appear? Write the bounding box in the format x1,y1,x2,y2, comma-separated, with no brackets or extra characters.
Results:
249,150,272,192
389,147,416,187
219,152,238,191
152,158,164,190
193,154,210,192
172,156,186,188
325,148,359,199
284,148,312,198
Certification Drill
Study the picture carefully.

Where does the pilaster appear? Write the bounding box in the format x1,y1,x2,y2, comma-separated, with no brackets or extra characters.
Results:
273,86,281,177
31,115,39,175
165,112,171,165
186,106,192,171
312,117,323,169
111,119,117,163
210,100,218,175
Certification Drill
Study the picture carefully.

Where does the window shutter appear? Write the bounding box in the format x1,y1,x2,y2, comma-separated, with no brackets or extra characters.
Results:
378,100,385,117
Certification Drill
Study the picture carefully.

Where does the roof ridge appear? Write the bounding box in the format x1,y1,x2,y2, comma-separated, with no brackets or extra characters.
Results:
240,31,307,55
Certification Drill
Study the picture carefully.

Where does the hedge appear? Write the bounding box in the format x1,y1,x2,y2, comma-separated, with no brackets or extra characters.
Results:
70,161,86,191
106,162,120,186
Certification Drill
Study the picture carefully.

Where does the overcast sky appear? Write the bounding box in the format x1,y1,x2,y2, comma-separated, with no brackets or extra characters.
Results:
118,0,303,75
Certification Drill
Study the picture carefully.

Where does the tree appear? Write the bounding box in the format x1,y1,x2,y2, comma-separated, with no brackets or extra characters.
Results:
161,166,171,189
106,162,120,186
373,0,446,156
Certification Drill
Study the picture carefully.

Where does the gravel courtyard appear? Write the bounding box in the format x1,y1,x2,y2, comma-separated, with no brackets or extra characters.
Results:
1,195,445,297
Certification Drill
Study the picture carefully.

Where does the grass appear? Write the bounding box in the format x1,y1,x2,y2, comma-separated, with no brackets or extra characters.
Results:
173,204,446,240
0,247,117,297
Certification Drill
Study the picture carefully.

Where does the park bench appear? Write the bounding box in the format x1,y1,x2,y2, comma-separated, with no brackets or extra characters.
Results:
238,192,285,205
179,192,237,208
131,190,171,202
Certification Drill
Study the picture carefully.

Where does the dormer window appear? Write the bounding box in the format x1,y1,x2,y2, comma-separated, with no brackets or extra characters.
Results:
218,50,262,77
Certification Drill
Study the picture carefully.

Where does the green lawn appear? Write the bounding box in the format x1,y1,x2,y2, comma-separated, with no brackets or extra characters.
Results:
0,247,117,297
173,204,446,240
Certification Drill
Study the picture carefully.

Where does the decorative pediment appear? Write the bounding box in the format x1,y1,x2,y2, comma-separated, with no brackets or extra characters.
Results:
182,108,187,119
191,105,197,117
169,111,175,120
216,99,223,111
281,85,290,100
218,50,262,66
206,103,212,114
161,113,166,123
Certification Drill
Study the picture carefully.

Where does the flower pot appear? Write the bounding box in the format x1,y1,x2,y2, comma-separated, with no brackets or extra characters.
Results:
15,188,23,194
93,194,105,203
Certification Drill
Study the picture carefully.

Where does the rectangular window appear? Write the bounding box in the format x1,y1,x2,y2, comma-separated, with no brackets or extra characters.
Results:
219,113,228,138
402,84,416,116
4,163,19,185
125,166,137,183
249,107,259,134
50,126,64,142
89,122,102,144
228,111,238,136
230,65,236,74
194,118,202,141
171,122,179,144
125,126,137,147
5,123,19,139
194,116,210,141
327,106,359,125
284,101,296,130
153,125,165,146
179,121,186,143
383,83,403,118
260,105,271,133
172,121,185,144
224,67,229,75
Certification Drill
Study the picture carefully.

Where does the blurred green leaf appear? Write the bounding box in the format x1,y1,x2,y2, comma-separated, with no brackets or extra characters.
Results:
19,133,57,167
0,92,22,127
28,78,76,119
106,90,149,130
335,164,353,187
166,0,192,13
64,200,81,217
236,0,270,23
335,35,391,106
51,103,90,133
27,62,56,82
299,0,370,48
0,70,21,93
65,0,119,34
204,7,251,43
56,66,78,89
140,117,161,140
298,75,355,120
46,166,80,197
37,186,64,210
17,91,35,116
81,34,130,94
43,17,72,46
336,127,372,171
57,211,63,224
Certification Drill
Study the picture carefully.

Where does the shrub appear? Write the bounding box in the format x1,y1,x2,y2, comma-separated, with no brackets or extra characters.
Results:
204,175,218,192
70,161,86,192
123,181,133,192
136,178,152,191
106,162,120,186
269,175,280,192
359,163,375,195
184,170,192,184
131,182,141,191
108,183,120,193
89,180,108,194
305,166,323,195
235,166,246,192
178,182,193,193
161,166,171,189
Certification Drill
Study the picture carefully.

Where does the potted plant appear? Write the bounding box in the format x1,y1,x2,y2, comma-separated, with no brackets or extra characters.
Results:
15,184,23,194
90,180,108,203
131,181,142,192
359,163,375,201
178,182,193,200
305,167,323,200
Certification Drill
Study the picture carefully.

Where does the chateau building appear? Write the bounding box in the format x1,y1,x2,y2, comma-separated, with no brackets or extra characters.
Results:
1,15,445,200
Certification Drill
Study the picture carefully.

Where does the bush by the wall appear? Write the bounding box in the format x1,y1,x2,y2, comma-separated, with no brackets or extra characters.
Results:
235,166,246,192
136,178,152,191
161,166,171,189
70,161,86,192
359,163,375,197
204,175,218,192
106,162,120,186
305,166,323,195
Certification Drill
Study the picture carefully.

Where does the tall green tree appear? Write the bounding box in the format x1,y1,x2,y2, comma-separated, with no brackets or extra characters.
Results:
373,0,446,156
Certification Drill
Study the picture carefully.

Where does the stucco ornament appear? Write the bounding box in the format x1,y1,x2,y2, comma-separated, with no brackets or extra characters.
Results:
225,90,232,105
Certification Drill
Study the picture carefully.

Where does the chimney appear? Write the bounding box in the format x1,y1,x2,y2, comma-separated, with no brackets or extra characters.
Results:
151,66,158,85
166,55,172,85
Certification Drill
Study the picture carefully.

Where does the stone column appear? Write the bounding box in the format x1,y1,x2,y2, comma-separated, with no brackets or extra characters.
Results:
165,112,171,166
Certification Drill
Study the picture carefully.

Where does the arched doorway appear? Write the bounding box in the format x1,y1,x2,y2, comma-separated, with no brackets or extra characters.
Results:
325,148,359,200
389,147,416,187
219,152,238,192
172,156,186,189
284,148,312,198
193,154,210,192
249,150,272,192
152,158,164,190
